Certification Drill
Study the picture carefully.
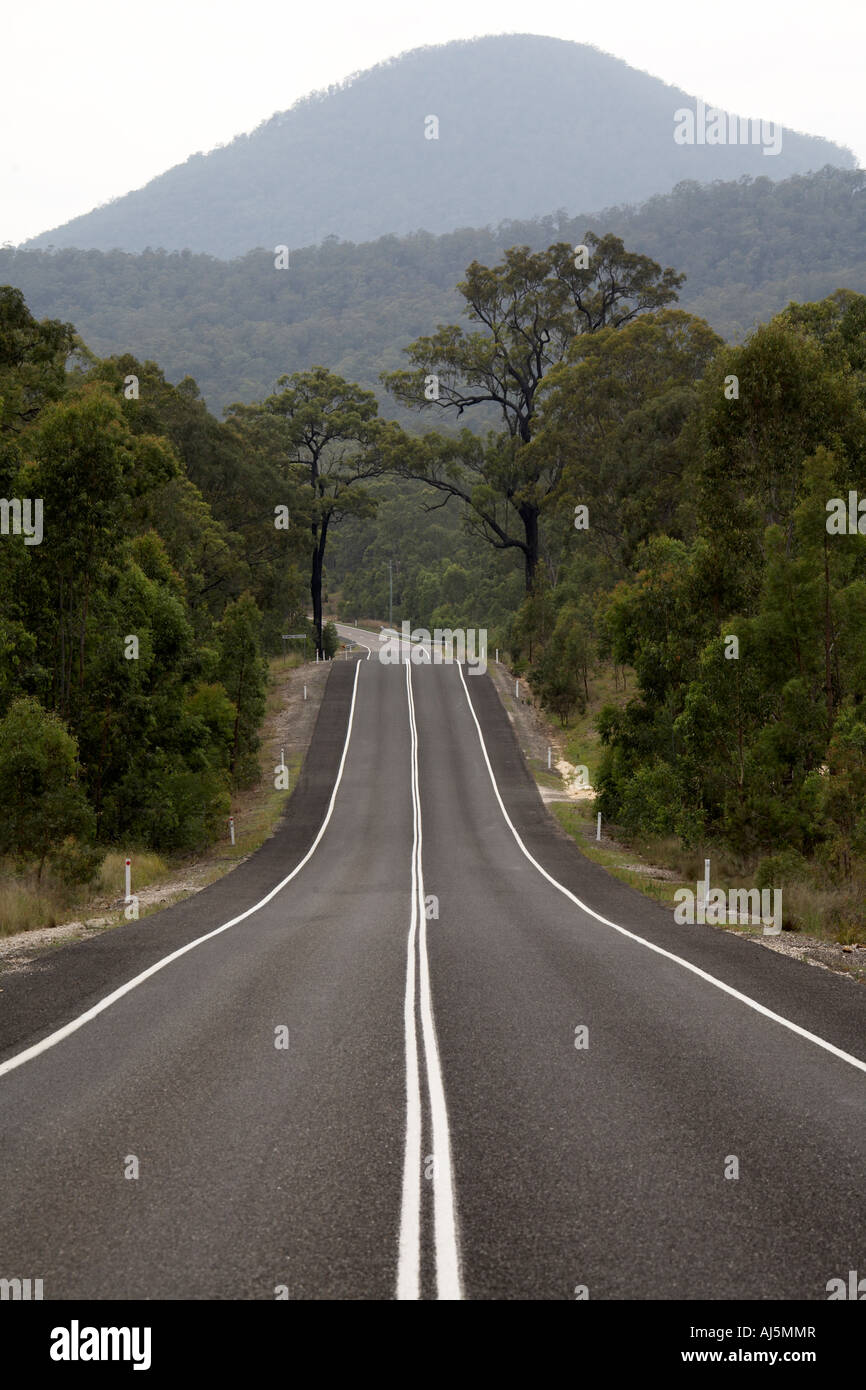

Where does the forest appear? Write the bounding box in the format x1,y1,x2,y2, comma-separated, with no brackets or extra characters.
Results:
0,286,315,885
333,242,866,936
1,166,863,414
2,216,866,937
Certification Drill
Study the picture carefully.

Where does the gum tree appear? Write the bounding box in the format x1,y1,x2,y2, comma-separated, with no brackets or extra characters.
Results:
382,234,684,592
0,696,93,878
228,368,384,655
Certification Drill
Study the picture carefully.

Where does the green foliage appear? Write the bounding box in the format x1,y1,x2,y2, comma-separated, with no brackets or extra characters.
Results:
49,838,105,887
755,850,809,892
6,231,866,907
331,476,523,641
537,309,722,567
217,593,268,788
531,604,590,725
383,234,684,591
0,286,75,434
577,294,866,874
815,707,866,878
322,620,339,658
228,366,384,654
0,698,93,874
0,294,301,863
3,167,864,415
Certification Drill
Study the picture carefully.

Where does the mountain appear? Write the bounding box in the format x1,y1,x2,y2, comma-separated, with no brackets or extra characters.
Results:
5,168,864,414
24,34,855,259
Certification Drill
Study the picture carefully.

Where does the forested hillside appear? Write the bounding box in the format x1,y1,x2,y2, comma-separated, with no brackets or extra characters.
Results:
4,221,866,936
329,241,866,934
4,167,863,413
23,35,853,259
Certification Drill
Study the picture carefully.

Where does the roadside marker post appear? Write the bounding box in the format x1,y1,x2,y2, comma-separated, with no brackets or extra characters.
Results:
229,816,235,846
699,857,711,913
125,857,131,902
597,813,602,841
547,747,551,770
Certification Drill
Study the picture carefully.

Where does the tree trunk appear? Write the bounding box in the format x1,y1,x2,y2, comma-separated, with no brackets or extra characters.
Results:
311,528,323,657
310,512,331,656
519,503,539,593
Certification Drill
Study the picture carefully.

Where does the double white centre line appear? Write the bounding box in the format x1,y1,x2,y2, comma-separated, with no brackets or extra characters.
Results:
397,659,462,1300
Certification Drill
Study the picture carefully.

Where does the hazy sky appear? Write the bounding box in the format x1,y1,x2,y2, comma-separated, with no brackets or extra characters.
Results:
3,0,864,245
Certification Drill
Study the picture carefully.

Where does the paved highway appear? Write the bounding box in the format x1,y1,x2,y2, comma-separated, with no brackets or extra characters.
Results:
1,645,865,1300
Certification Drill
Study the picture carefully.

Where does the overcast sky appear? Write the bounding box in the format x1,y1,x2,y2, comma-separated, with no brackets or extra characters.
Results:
3,0,864,246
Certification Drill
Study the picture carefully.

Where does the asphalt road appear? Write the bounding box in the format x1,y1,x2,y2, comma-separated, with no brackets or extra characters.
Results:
1,640,865,1301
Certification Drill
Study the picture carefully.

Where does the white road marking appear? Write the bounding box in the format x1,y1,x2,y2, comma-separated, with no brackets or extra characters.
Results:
397,661,463,1300
397,658,423,1301
410,662,462,1300
334,622,372,658
0,660,364,1081
457,664,866,1077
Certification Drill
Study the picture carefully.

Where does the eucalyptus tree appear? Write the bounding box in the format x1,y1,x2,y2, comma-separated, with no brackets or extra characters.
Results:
382,233,684,591
228,367,384,655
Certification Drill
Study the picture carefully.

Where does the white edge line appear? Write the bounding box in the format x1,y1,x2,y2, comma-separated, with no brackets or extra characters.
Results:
0,659,364,1081
336,624,371,659
457,662,866,1078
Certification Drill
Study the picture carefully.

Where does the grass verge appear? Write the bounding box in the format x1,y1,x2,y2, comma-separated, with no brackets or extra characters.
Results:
0,655,323,944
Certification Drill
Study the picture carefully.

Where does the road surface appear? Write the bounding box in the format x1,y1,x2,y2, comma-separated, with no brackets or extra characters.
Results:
1,645,864,1300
